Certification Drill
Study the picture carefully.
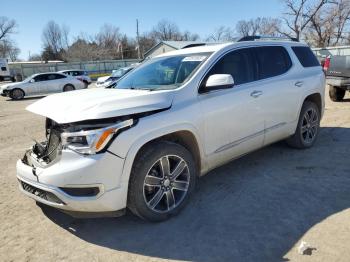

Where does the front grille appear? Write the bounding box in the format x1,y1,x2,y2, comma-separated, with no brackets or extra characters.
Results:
20,180,64,204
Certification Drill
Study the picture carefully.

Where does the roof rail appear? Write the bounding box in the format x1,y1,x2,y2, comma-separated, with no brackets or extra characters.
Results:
181,43,207,49
238,36,299,42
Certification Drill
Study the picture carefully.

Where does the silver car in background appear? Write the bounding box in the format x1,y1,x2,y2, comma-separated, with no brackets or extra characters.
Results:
96,66,135,88
0,72,85,100
58,70,92,88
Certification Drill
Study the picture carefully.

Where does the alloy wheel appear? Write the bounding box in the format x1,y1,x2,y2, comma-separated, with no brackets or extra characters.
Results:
301,107,319,144
143,155,190,213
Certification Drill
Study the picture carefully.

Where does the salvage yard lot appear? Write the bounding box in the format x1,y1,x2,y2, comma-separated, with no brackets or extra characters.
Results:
0,86,350,262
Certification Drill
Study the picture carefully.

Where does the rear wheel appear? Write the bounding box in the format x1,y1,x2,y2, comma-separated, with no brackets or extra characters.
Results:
10,88,25,100
287,101,320,149
329,85,345,102
83,80,89,88
63,84,75,92
128,141,196,222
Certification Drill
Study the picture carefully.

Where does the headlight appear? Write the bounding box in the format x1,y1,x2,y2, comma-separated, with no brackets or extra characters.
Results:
61,119,133,154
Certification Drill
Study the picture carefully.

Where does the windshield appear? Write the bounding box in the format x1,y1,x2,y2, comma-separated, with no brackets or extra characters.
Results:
112,68,128,77
116,53,211,90
22,75,33,82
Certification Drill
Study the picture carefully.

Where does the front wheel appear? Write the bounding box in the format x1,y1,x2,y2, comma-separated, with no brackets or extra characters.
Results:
287,101,320,149
10,88,25,100
128,141,197,222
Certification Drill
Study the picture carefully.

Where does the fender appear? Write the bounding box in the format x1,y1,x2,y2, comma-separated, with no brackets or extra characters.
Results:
113,121,206,185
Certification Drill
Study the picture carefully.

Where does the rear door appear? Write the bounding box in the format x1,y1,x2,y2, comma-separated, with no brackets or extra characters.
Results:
252,46,300,145
46,73,67,93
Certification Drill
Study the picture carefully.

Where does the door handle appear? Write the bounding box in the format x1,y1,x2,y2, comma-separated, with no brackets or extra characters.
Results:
295,81,304,87
250,90,263,98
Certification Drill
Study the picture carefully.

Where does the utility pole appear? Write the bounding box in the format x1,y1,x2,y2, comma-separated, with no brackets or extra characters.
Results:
136,19,141,60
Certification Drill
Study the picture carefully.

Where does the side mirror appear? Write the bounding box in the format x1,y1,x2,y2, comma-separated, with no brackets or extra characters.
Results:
29,79,35,83
205,74,234,92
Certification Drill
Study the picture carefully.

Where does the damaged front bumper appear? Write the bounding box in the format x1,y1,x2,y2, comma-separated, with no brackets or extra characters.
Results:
16,144,129,216
1,89,9,97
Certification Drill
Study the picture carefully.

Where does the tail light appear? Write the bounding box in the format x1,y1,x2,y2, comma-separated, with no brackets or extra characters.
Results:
323,56,331,73
77,77,84,82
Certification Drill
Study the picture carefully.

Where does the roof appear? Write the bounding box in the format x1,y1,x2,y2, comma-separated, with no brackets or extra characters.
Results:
144,41,211,57
155,40,307,58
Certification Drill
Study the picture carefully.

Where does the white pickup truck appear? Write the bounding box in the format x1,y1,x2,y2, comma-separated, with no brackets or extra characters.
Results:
0,58,15,82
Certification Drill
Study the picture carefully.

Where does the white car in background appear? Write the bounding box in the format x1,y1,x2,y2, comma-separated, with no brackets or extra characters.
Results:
0,72,85,100
96,66,135,88
58,70,92,88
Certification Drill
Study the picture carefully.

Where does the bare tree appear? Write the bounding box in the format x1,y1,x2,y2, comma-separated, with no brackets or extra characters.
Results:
330,0,350,45
151,19,180,41
0,17,20,60
28,53,42,61
0,17,17,41
207,26,234,41
301,0,350,47
236,17,281,37
95,24,122,59
42,21,69,60
280,0,329,40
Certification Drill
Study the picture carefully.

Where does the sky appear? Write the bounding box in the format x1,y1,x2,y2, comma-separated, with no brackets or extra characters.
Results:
2,0,283,59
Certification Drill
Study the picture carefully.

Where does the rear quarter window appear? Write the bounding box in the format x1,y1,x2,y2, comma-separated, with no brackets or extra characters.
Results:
292,46,320,67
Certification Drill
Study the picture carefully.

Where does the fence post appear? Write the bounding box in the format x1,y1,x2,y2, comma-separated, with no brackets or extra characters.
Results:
20,64,24,78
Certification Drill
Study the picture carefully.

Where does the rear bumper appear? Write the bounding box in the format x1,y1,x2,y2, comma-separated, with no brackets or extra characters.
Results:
326,77,350,88
16,149,129,214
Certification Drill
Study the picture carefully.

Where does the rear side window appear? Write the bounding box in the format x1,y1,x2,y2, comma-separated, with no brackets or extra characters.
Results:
292,46,320,67
53,74,66,79
207,48,256,85
254,46,292,80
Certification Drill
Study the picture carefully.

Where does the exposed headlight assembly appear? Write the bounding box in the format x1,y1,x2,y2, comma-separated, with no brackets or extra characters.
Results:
61,119,133,155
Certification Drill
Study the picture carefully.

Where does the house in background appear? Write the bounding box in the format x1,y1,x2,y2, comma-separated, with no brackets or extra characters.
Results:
144,41,208,59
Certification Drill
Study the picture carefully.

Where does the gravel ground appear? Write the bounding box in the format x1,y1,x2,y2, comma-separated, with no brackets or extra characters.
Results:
0,85,349,262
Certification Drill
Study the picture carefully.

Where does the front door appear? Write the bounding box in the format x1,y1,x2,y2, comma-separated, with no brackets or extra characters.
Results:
199,48,265,168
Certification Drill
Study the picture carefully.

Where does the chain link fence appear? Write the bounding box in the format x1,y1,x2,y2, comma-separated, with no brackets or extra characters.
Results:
9,59,140,81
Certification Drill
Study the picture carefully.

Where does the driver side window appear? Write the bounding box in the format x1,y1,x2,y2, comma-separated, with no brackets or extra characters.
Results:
34,74,49,82
201,48,256,90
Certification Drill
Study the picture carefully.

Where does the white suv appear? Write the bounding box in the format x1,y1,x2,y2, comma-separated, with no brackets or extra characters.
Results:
16,39,325,221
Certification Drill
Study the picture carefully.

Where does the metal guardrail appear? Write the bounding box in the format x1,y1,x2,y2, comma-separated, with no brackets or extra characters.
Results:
9,59,140,80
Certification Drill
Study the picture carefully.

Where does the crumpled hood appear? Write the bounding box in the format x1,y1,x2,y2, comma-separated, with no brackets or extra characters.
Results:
26,88,174,124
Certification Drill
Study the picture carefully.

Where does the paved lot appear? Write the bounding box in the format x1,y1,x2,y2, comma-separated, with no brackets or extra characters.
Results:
0,86,350,262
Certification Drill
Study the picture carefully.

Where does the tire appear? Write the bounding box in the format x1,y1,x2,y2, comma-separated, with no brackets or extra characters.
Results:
128,141,197,222
287,101,320,149
10,88,25,100
63,84,75,92
329,85,345,102
83,80,89,88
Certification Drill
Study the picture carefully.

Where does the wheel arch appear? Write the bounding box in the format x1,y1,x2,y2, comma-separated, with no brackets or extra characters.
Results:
10,87,25,98
304,92,322,115
119,127,205,187
63,83,75,91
